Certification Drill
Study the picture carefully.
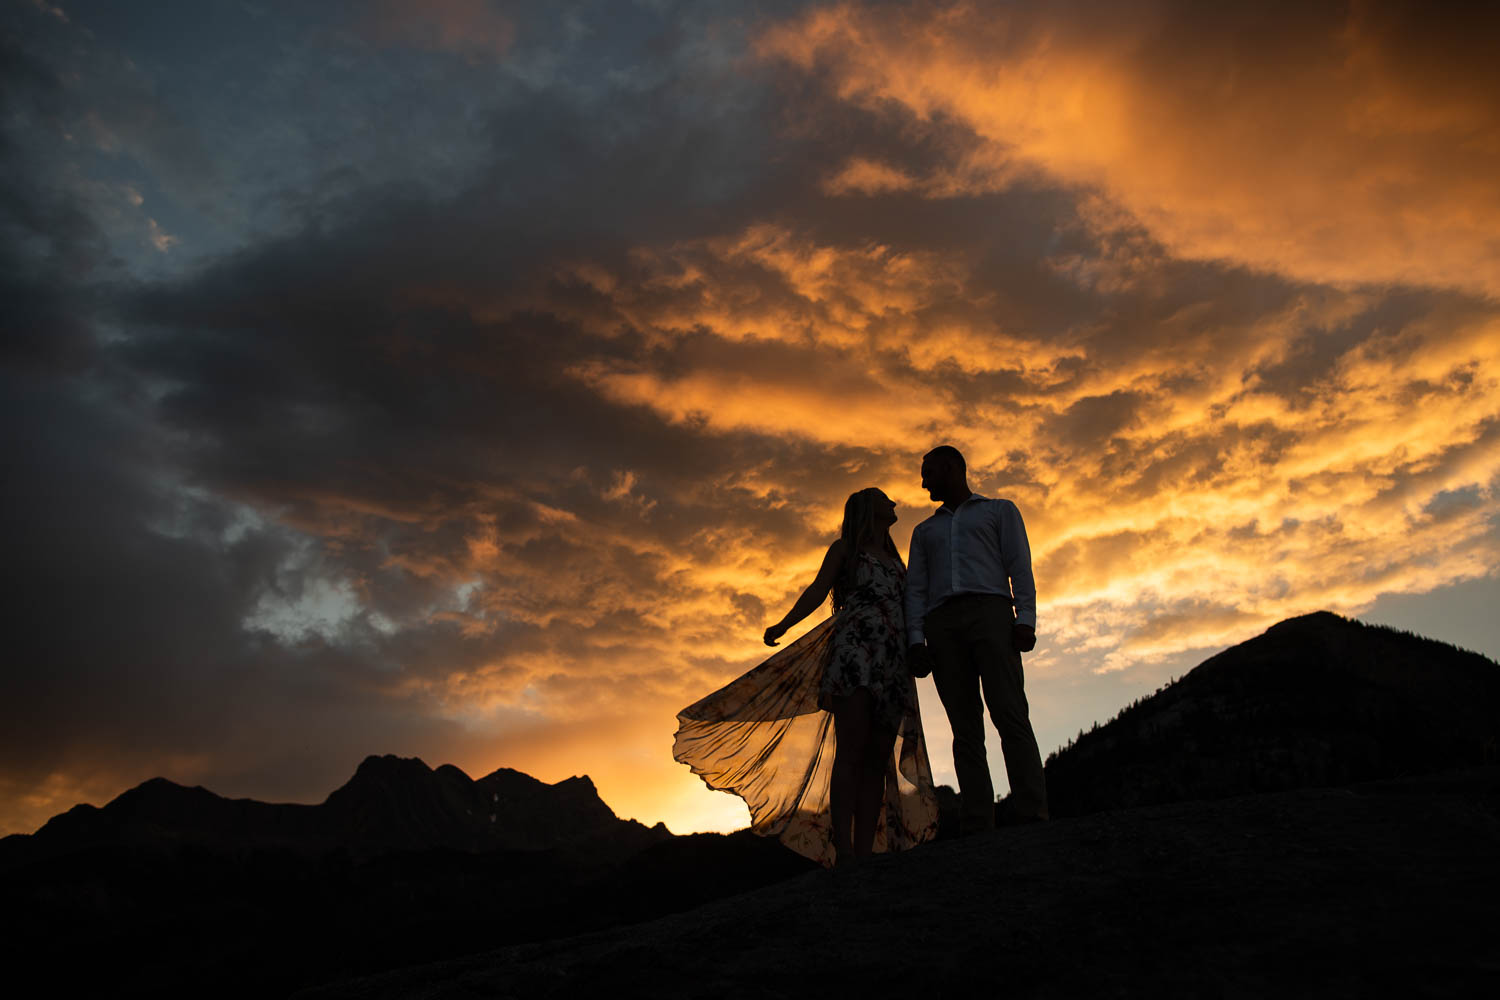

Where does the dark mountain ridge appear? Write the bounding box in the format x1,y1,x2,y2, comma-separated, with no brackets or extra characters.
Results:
1043,610,1500,816
2,754,656,868
0,756,812,998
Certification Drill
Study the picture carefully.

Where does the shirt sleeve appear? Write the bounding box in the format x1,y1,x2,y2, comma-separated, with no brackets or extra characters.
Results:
1000,500,1036,629
904,521,930,645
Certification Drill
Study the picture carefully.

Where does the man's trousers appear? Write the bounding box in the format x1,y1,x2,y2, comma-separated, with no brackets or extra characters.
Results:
925,593,1049,831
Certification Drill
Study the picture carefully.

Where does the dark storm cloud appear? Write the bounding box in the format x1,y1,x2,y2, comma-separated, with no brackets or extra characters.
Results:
1047,391,1144,449
0,24,114,374
1,0,848,830
0,364,491,806
3,0,996,836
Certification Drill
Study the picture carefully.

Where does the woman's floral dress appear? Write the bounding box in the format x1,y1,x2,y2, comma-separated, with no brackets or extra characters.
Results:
673,547,939,868
819,550,919,734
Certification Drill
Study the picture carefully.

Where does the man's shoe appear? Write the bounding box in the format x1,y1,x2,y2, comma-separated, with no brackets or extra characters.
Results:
958,817,996,838
994,800,1047,827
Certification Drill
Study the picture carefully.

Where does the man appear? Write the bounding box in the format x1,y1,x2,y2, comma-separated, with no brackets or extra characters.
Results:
905,445,1048,833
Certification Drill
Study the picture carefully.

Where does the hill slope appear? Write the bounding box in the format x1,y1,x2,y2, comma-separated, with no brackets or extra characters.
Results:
298,767,1500,999
1043,611,1500,817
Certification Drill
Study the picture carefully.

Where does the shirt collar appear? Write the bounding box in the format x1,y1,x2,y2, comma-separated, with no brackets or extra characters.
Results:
938,492,986,514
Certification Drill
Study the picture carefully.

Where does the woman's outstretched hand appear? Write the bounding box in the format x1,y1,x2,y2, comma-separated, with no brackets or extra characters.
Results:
764,622,788,647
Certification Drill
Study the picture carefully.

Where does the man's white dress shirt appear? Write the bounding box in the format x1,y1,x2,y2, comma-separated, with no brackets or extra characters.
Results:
905,493,1036,645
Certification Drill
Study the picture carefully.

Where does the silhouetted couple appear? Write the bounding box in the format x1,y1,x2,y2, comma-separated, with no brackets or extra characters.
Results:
674,446,1048,867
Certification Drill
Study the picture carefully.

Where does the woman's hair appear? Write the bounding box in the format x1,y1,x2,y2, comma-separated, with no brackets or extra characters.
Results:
832,487,904,612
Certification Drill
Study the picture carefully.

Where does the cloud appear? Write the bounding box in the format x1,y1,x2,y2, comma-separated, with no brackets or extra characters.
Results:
759,0,1500,296
2,0,1498,839
521,205,1500,680
355,0,516,58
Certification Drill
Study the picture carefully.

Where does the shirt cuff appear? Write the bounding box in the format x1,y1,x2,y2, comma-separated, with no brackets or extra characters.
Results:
907,629,926,646
1013,612,1036,629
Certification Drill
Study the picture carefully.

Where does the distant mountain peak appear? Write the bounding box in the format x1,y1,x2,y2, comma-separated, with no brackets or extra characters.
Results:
352,753,435,775
1266,609,1349,631
476,765,546,785
112,776,219,810
11,756,653,861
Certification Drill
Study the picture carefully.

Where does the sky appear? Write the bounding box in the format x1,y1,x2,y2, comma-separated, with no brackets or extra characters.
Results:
3,0,1498,838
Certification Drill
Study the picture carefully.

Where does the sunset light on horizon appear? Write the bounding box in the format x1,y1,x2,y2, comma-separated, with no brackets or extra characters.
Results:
3,0,1498,840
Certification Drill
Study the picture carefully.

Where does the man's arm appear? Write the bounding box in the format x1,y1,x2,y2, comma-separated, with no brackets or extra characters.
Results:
1000,500,1037,645
904,520,930,647
904,520,936,675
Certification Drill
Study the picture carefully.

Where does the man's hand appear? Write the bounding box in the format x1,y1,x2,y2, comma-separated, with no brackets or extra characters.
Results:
764,622,788,647
1011,623,1036,653
908,643,935,678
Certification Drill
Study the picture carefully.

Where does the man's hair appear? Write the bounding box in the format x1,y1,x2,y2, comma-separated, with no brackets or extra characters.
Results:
924,445,966,474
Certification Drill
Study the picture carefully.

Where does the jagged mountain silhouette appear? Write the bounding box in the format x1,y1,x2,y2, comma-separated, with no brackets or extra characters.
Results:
1043,611,1500,816
321,755,640,852
0,756,812,999
7,754,660,863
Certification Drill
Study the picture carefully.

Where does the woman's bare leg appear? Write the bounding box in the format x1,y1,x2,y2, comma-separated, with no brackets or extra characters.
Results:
853,717,898,857
830,689,873,864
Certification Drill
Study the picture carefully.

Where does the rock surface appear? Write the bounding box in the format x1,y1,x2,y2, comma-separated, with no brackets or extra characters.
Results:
299,767,1500,999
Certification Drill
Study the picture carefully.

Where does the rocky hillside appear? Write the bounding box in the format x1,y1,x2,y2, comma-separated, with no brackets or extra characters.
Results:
298,767,1500,999
1042,611,1500,817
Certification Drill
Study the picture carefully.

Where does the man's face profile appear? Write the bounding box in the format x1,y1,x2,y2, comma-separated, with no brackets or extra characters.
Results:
920,458,941,500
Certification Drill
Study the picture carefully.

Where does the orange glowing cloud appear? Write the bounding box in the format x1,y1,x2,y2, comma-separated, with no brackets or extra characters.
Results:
245,181,1495,832
759,0,1500,296
498,204,1500,688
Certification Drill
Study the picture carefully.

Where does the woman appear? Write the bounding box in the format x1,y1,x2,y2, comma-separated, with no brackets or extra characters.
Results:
673,488,939,867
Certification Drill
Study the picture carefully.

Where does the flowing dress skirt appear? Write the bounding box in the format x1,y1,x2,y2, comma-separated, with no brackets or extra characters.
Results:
672,615,939,867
